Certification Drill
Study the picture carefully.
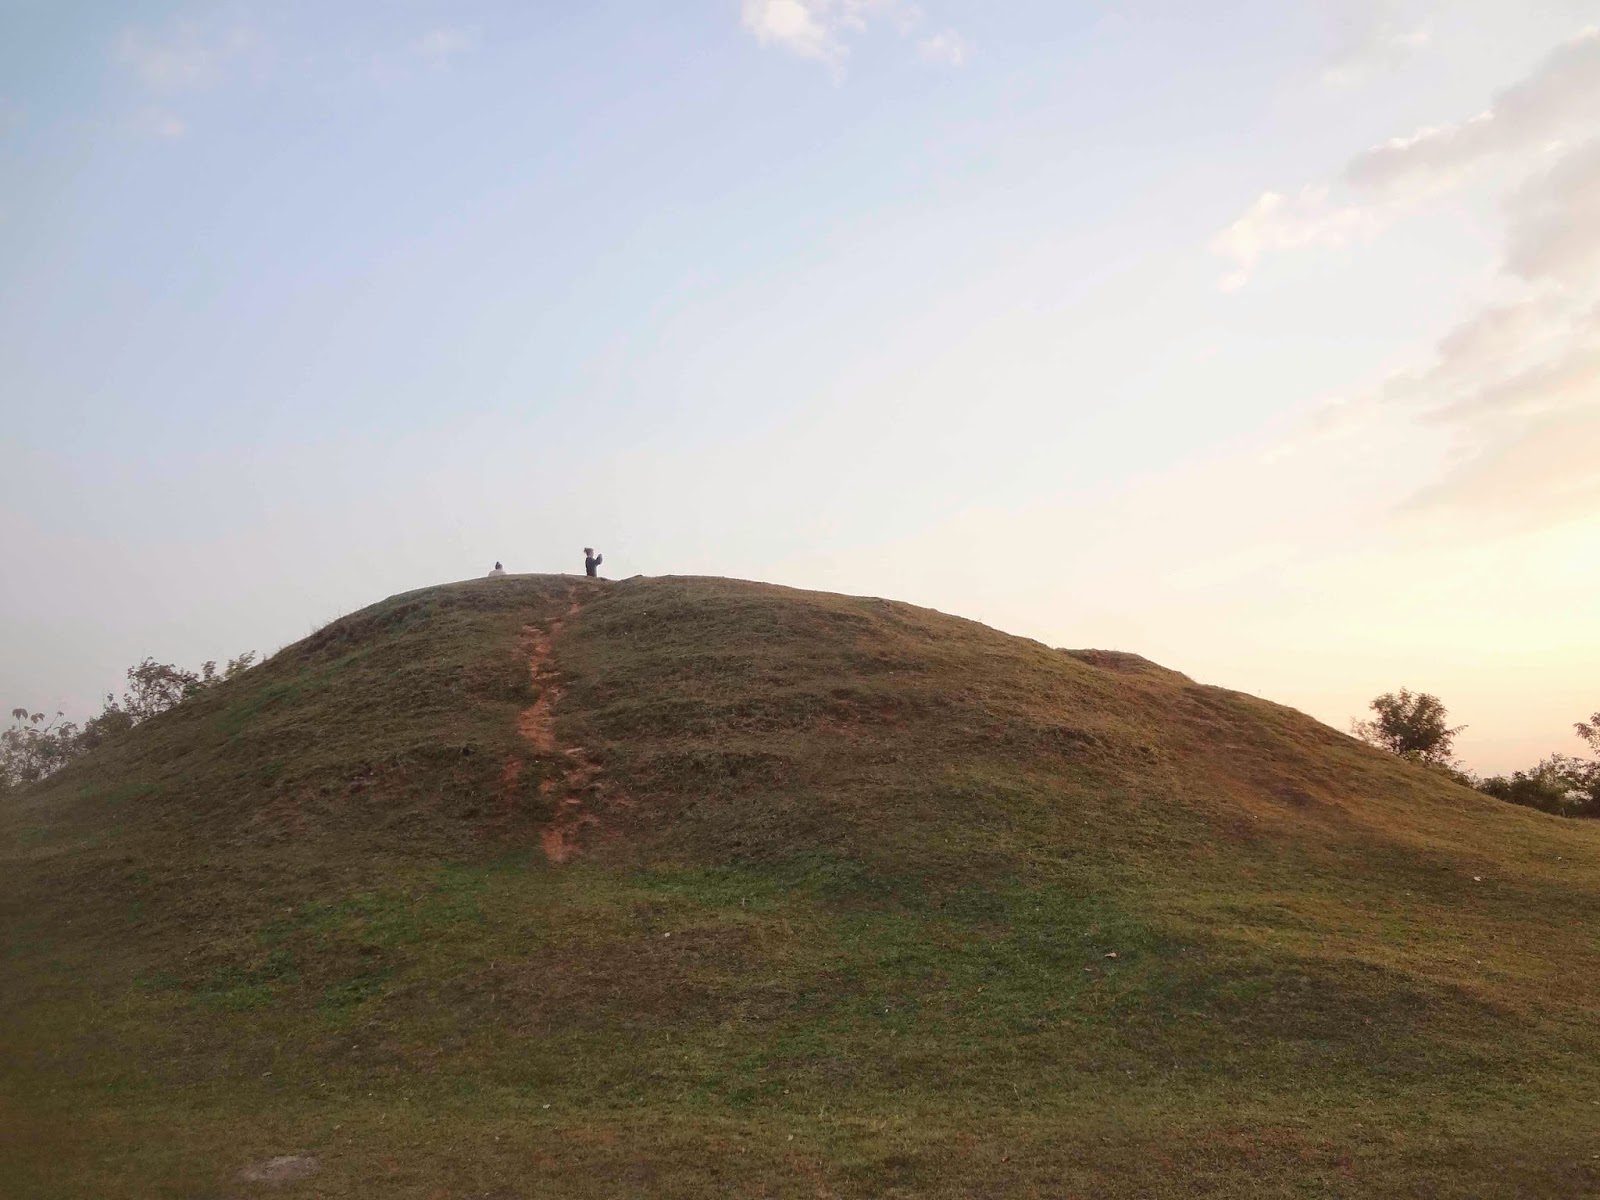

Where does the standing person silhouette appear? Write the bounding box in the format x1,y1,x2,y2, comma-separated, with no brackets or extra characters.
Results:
584,548,603,578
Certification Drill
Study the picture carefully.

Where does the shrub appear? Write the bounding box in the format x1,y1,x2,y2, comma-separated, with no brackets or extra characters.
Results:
1479,755,1596,818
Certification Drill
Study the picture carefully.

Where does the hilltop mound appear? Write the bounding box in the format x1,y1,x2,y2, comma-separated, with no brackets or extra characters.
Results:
4,575,1599,1198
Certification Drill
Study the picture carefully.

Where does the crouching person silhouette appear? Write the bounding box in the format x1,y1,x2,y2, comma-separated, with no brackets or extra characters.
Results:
584,548,603,578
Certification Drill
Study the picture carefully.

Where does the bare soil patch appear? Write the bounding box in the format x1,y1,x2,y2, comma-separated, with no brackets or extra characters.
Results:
238,1154,319,1185
514,594,617,863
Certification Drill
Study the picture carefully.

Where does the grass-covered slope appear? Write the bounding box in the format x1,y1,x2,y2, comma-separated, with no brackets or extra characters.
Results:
4,574,1599,1198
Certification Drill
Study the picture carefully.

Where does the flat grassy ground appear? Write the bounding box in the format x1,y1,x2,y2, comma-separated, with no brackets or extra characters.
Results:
4,574,1599,1198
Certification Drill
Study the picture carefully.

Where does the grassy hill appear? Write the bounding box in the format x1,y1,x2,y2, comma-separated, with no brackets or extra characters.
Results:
4,573,1599,1198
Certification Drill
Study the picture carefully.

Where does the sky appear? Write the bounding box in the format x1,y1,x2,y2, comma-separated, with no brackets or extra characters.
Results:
2,0,1598,775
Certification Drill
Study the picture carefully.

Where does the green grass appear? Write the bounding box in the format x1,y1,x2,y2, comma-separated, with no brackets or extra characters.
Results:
3,573,1600,1197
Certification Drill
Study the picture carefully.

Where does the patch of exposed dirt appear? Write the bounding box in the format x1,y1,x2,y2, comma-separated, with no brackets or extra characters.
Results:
512,594,620,864
813,717,862,739
238,1154,319,1184
250,788,308,839
516,621,563,753
492,754,525,830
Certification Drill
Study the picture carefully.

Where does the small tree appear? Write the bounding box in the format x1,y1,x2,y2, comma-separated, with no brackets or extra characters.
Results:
119,659,202,721
3,651,257,793
116,652,257,722
76,700,135,753
1352,688,1464,767
0,709,83,790
1570,712,1600,814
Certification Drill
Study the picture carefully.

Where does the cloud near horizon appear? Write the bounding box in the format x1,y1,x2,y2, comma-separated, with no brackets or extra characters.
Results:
1227,27,1600,532
1319,267,1600,533
1215,27,1600,290
1345,27,1600,191
1402,407,1600,529
1344,264,1597,533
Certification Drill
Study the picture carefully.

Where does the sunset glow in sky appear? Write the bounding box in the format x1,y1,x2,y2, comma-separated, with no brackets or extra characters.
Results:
2,1,1597,774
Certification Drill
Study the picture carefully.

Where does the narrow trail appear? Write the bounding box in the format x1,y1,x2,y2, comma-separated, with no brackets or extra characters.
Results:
510,591,617,864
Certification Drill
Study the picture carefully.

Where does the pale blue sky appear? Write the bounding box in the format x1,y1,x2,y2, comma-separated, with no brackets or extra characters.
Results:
3,1,1598,772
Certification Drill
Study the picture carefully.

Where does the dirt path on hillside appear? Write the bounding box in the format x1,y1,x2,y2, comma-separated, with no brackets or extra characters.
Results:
511,593,615,864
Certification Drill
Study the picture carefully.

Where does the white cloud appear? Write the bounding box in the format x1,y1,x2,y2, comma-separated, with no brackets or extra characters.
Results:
1429,298,1562,381
1209,187,1390,290
115,23,259,92
1287,301,1561,451
1344,27,1600,191
739,0,940,70
1385,138,1600,521
1215,26,1600,289
1281,310,1600,532
1356,295,1579,415
1246,53,1600,530
413,28,478,66
742,0,840,62
917,30,969,66
117,25,218,91
114,21,263,137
